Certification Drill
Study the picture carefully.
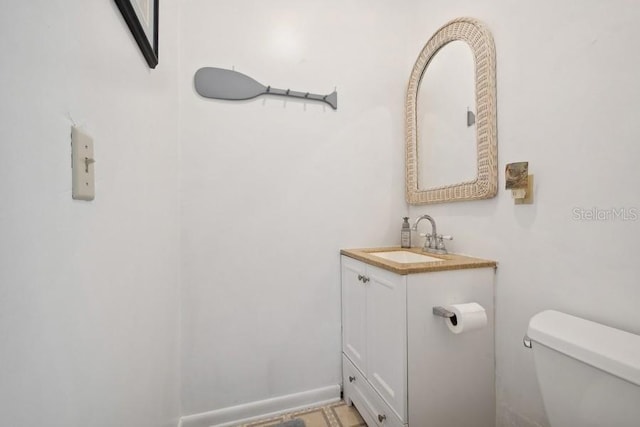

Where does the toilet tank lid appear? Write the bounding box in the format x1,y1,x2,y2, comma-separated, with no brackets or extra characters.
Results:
528,310,640,386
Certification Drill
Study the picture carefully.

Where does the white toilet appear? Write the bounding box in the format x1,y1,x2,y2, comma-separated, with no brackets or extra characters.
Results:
527,310,640,427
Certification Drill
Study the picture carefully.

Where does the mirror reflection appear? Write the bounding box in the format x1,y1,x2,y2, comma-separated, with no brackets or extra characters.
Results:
417,41,476,189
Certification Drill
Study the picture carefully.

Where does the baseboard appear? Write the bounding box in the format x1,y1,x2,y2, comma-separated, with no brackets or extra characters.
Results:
180,385,341,427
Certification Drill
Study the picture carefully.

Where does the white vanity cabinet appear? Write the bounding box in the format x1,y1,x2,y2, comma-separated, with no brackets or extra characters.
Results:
341,253,496,427
341,256,407,426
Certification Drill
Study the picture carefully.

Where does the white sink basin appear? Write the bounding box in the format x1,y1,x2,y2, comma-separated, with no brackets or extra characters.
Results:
370,251,443,264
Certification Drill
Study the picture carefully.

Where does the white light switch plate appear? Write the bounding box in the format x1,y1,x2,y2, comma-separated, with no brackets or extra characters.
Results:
71,127,95,201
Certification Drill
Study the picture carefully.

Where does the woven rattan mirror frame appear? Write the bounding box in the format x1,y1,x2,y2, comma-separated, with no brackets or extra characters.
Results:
406,17,497,204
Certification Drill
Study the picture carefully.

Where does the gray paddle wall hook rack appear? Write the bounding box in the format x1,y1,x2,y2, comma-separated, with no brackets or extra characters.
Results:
194,67,338,110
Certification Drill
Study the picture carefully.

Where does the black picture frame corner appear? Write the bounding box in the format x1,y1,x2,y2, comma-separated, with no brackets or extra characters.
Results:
114,0,159,69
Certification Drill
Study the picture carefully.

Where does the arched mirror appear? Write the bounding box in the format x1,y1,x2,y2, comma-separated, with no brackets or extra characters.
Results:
406,18,497,204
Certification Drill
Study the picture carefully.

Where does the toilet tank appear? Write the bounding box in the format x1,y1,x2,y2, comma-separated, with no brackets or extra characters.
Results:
527,310,640,427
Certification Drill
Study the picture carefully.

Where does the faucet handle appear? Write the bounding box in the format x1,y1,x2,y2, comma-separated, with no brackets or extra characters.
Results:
435,235,453,252
419,233,434,249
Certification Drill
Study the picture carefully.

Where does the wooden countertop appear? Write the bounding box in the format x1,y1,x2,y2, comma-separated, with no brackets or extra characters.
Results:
340,247,497,275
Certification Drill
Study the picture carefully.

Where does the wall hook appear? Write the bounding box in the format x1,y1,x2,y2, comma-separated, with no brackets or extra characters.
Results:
194,67,338,110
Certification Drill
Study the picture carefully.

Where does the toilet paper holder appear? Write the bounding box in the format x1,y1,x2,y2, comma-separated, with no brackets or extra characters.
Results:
433,306,455,318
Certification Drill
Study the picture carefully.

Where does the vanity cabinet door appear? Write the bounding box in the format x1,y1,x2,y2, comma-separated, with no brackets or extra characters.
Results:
341,256,408,423
366,265,407,422
342,256,368,373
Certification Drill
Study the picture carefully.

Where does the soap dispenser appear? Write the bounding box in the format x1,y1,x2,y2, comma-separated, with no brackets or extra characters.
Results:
401,217,411,248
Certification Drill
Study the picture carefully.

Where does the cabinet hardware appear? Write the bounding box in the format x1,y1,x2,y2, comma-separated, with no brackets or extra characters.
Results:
378,414,386,422
362,276,370,283
358,274,364,282
349,375,356,383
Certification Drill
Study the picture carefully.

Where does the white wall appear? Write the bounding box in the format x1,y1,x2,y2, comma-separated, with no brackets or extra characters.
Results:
9,1,632,425
181,0,640,424
405,1,640,426
0,1,181,426
179,0,409,416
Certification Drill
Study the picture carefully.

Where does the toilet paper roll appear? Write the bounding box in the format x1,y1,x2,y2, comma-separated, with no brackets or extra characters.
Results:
445,302,487,334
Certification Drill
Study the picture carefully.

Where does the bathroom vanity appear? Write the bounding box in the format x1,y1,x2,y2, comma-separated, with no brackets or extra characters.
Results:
340,248,496,427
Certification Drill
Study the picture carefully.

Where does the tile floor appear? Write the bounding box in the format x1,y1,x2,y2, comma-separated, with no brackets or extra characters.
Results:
238,400,366,427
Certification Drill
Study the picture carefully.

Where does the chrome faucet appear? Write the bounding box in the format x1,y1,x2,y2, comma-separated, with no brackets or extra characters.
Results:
412,214,453,254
